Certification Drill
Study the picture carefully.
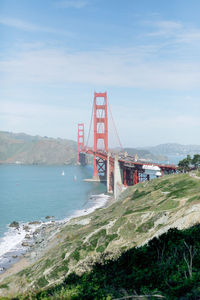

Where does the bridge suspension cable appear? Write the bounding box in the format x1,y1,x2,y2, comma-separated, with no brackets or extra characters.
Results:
86,99,94,149
108,100,124,152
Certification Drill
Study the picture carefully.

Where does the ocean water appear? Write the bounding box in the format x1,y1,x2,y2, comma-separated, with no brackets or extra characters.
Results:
0,164,107,270
165,154,186,165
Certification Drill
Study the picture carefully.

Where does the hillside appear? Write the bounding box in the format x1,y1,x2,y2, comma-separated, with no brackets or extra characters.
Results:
0,131,77,165
1,171,200,297
16,224,200,299
0,131,167,165
124,147,167,162
139,143,200,156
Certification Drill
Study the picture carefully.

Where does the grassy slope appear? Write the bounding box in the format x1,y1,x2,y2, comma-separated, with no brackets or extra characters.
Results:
18,224,200,299
1,172,200,297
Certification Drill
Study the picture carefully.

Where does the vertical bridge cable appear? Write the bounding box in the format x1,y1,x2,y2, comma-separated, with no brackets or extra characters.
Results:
86,99,94,149
108,99,124,152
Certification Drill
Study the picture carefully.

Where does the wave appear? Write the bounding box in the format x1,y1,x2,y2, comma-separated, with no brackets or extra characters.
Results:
0,193,110,273
0,222,46,272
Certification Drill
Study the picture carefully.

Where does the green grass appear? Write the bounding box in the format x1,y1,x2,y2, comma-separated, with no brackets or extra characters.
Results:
0,283,9,289
195,170,200,177
37,276,49,288
18,267,32,278
153,179,171,191
43,259,54,269
109,217,126,233
71,249,80,262
157,198,168,205
89,229,107,248
96,245,107,253
156,199,179,211
106,233,118,242
123,209,134,216
131,189,150,200
132,206,151,213
188,195,200,203
48,261,69,280
136,219,154,233
119,222,136,239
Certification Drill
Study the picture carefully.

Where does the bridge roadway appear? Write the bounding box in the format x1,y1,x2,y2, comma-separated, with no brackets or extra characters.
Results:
81,147,177,173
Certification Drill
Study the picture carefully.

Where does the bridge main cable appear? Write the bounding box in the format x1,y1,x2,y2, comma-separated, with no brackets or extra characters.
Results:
85,97,94,149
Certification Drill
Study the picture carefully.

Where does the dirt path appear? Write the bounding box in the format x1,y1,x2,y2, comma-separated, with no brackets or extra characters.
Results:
190,173,200,180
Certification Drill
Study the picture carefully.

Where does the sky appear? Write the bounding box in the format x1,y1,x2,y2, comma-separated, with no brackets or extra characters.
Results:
0,0,200,147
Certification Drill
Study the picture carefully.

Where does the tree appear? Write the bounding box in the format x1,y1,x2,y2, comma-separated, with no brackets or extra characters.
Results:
192,154,200,169
178,155,192,173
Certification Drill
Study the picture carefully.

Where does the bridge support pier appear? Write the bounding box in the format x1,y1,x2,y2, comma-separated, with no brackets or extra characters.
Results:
107,152,114,193
114,155,123,199
107,152,111,192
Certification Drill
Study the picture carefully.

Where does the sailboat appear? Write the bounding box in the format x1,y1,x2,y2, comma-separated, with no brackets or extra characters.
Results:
62,171,65,176
73,175,77,181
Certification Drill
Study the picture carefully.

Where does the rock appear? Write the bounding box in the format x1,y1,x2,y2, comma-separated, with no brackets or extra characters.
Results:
9,221,19,229
33,229,40,235
28,221,41,225
21,242,30,247
12,255,18,259
25,234,31,239
45,216,54,219
23,225,30,232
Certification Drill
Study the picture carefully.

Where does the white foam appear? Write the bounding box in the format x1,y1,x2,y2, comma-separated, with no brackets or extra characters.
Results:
0,193,110,265
0,222,44,258
61,193,110,223
0,226,25,257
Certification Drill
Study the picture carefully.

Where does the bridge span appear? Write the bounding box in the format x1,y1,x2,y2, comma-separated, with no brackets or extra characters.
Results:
78,92,177,198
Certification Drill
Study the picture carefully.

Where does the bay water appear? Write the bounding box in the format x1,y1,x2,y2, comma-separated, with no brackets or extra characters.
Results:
0,164,107,271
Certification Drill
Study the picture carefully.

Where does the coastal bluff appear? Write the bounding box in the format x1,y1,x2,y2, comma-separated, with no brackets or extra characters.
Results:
1,171,200,297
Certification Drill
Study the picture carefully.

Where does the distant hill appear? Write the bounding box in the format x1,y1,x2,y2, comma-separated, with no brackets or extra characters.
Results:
0,131,77,165
124,147,167,162
3,133,197,165
139,143,200,156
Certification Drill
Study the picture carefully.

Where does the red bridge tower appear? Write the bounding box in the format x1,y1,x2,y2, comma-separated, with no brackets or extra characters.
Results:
77,123,84,163
93,92,108,179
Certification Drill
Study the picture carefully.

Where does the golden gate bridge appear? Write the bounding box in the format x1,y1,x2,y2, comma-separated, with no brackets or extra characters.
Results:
77,92,177,198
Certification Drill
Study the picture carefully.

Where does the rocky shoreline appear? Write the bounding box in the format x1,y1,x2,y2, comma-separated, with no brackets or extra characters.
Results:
0,194,113,284
0,219,60,277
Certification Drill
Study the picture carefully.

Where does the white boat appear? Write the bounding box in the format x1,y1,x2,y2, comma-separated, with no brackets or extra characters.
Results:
62,171,65,176
74,175,77,181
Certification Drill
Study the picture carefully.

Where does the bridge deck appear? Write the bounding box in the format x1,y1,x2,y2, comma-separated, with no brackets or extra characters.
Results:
80,148,177,171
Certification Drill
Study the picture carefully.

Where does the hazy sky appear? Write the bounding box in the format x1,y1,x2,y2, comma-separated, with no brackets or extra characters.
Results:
0,0,200,147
